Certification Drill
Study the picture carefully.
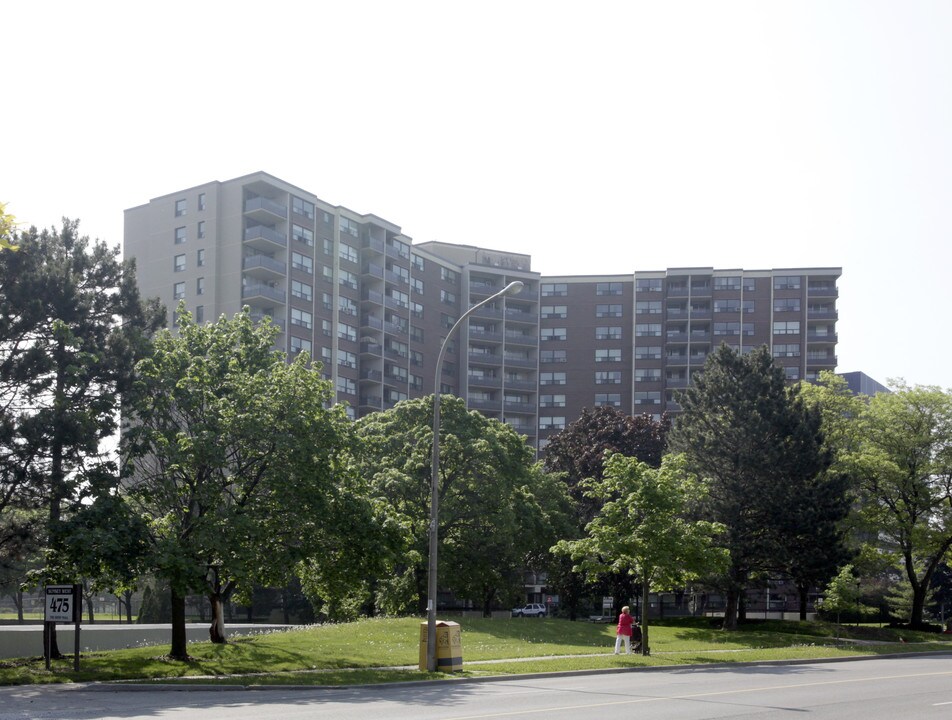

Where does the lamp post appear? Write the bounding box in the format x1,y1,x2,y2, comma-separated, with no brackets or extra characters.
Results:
426,279,524,672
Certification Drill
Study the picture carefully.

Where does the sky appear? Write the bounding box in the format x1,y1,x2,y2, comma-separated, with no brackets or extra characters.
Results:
4,1,951,390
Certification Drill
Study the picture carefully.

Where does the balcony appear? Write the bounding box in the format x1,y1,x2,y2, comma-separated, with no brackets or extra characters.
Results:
808,284,839,298
808,355,838,366
243,196,287,223
504,379,537,391
666,354,688,365
244,225,287,251
359,369,383,382
359,395,383,411
469,328,504,343
505,401,536,413
242,254,286,280
249,314,285,332
241,283,286,303
666,332,688,343
808,333,838,343
503,355,536,369
469,352,502,365
360,342,383,356
505,309,537,324
361,314,384,331
505,331,538,346
472,306,504,320
808,309,838,320
362,289,384,305
362,262,385,280
468,375,502,388
468,398,502,411
667,286,689,297
363,237,385,254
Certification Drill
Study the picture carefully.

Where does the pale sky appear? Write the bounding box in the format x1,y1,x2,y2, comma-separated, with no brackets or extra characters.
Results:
4,1,951,390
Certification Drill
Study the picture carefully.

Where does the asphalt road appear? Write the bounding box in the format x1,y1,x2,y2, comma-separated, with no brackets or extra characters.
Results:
2,655,951,720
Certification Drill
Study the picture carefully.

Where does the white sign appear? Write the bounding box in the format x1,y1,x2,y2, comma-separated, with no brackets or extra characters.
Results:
45,585,76,623
602,596,614,609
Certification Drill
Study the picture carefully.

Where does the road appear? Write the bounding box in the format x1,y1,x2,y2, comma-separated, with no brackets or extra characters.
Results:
2,655,951,720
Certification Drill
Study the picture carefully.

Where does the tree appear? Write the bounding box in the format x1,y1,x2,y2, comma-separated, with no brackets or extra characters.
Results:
0,202,17,251
848,381,952,628
668,344,833,629
354,395,573,616
554,453,727,654
121,307,370,658
544,406,670,525
0,219,161,657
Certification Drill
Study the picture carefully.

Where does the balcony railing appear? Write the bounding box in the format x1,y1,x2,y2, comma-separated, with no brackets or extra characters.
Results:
244,225,287,248
241,284,286,303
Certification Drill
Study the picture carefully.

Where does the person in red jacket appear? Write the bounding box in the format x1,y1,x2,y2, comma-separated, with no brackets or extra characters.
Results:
614,605,634,654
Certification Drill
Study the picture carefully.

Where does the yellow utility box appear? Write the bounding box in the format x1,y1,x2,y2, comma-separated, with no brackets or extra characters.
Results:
419,620,463,672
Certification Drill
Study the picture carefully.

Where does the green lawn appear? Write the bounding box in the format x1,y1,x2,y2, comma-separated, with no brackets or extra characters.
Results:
2,616,949,687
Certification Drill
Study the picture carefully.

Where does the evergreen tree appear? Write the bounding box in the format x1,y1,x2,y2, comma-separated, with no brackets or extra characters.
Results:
669,344,833,629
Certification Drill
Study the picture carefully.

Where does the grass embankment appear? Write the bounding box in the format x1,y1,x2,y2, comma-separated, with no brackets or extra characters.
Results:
1,616,948,687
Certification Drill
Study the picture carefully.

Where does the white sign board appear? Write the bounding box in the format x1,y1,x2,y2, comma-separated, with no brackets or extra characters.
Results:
602,596,614,609
45,585,76,623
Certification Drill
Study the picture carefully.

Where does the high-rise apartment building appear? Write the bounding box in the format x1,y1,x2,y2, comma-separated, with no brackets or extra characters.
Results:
124,171,841,450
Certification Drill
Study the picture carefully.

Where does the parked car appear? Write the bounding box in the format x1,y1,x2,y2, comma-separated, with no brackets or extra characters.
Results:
512,603,547,617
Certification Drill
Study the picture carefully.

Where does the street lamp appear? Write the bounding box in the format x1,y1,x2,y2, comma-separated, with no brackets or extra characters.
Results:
426,279,524,672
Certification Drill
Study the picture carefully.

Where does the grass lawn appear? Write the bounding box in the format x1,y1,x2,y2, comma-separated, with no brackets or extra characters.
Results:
1,616,949,687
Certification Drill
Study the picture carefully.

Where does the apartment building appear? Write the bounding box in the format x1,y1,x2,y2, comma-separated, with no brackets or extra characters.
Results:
124,171,840,450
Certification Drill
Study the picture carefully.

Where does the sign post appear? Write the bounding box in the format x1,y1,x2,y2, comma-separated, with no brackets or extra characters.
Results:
45,584,81,671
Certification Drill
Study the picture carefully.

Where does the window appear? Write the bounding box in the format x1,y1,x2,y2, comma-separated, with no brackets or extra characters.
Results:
540,372,567,385
539,394,566,408
410,326,424,343
742,322,755,336
339,217,359,237
410,277,424,295
595,348,622,362
784,367,800,380
291,279,312,301
174,226,186,244
773,321,801,335
290,308,313,330
173,254,186,272
336,376,356,396
322,237,334,255
742,300,755,313
174,198,186,217
339,323,357,343
773,343,801,357
635,323,661,337
541,305,567,319
539,416,566,430
596,326,622,340
541,283,567,297
540,349,567,363
743,278,756,291
774,298,801,312
338,296,357,316
319,319,331,337
387,364,408,382
195,305,204,323
636,301,660,314
322,265,334,281
635,346,661,359
411,350,424,367
410,301,424,319
388,262,409,282
713,276,741,290
197,221,206,239
386,339,408,357
173,282,185,300
596,304,623,317
635,368,661,381
338,350,357,369
339,270,358,289
440,267,458,283
292,224,314,246
198,193,206,211
410,374,424,391
595,371,622,384
389,237,411,259
541,327,566,341
291,196,315,219
196,248,205,267
411,254,425,272
714,299,740,313
291,252,313,273
291,336,312,354
713,322,740,335
196,277,205,296
339,243,358,263
596,282,623,296
635,391,661,405
440,313,457,329
388,288,409,308
635,278,662,292
441,289,456,305
774,275,801,290
595,393,622,407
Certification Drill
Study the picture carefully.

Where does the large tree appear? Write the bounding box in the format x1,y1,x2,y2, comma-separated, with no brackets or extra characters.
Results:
122,307,372,658
0,219,161,656
555,453,726,654
668,344,832,629
849,381,952,628
354,395,573,616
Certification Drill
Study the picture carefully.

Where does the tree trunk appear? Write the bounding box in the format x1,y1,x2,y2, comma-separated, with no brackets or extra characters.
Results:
85,594,95,624
798,583,809,621
15,590,24,623
124,589,134,623
209,593,227,644
640,577,650,655
43,622,63,661
169,589,189,660
723,588,739,630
